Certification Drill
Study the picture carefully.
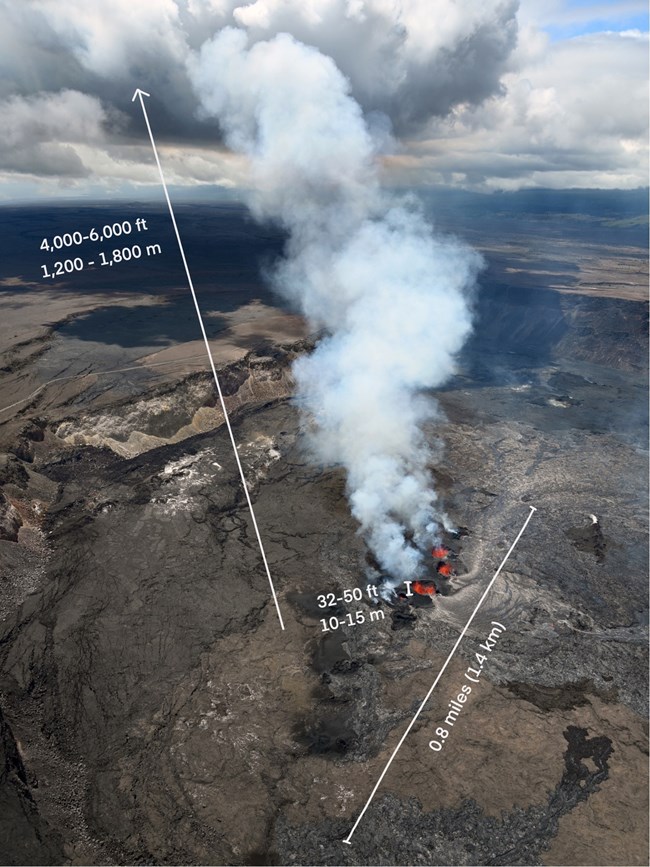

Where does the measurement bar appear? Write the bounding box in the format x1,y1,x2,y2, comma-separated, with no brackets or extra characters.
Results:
133,88,286,631
343,505,537,844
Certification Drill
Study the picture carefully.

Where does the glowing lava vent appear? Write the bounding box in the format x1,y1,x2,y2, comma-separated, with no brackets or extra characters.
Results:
413,580,437,596
431,545,450,560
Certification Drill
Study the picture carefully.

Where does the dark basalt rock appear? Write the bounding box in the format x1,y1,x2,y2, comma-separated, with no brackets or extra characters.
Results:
274,725,616,866
505,677,619,711
0,455,29,489
9,438,33,464
0,706,63,866
0,492,21,542
391,604,417,630
565,519,607,563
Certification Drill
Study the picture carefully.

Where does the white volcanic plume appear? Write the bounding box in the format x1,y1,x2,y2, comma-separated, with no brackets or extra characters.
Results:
189,28,481,581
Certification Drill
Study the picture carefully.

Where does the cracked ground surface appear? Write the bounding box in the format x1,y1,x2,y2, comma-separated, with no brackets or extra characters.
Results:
0,341,647,864
0,203,647,866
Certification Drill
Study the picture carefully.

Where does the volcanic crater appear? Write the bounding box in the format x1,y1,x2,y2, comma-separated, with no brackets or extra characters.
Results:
0,207,647,866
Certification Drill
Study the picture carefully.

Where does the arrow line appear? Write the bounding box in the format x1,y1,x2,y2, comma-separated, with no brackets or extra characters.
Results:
343,505,537,845
132,88,286,631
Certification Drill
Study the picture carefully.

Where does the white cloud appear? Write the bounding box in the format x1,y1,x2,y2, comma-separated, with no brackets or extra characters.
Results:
76,142,247,187
390,29,649,190
0,0,646,194
0,86,246,196
226,0,519,131
31,0,187,77
0,90,108,177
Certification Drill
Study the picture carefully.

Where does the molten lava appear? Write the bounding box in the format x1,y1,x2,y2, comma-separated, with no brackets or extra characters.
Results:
436,562,453,577
413,580,436,596
431,545,450,560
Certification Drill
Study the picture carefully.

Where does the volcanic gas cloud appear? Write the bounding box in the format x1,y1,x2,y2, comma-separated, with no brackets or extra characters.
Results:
189,13,492,584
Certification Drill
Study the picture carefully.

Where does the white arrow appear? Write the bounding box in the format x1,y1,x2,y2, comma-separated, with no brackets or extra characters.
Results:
132,88,286,631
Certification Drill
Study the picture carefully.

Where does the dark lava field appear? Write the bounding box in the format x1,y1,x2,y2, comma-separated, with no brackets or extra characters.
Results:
0,194,647,866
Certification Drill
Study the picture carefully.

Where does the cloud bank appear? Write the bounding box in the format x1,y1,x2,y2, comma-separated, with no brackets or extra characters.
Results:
390,26,649,190
0,0,645,195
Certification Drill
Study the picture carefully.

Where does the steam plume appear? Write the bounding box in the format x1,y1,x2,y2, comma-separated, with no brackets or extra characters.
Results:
189,28,482,581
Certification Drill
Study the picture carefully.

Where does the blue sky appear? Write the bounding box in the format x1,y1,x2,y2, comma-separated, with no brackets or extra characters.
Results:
538,0,649,41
